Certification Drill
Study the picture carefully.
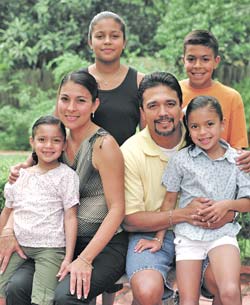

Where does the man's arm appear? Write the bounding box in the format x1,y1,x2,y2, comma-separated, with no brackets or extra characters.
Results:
123,197,209,232
123,197,235,232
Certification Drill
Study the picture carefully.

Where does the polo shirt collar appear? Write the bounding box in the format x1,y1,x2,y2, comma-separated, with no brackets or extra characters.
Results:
141,123,186,161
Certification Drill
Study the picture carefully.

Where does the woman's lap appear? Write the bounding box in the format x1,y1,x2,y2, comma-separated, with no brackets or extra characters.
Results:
55,232,128,304
6,259,34,305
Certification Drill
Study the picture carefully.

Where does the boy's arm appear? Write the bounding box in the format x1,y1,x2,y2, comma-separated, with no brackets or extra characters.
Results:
236,150,250,173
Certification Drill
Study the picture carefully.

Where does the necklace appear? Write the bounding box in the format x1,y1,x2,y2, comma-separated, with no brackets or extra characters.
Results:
94,65,122,87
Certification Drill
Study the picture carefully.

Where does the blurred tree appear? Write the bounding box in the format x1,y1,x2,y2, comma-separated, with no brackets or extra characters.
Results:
0,0,166,69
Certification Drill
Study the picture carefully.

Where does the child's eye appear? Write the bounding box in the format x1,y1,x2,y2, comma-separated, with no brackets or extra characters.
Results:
95,34,103,39
190,124,197,129
207,121,214,126
37,138,45,142
53,138,62,143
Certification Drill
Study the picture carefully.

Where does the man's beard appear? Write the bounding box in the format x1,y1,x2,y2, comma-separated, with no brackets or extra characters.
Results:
154,116,175,136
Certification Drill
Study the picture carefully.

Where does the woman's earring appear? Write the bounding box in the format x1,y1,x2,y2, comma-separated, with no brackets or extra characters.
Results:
91,112,95,119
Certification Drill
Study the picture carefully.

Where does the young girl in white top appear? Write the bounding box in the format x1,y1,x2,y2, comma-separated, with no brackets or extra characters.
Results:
0,115,79,305
160,96,250,305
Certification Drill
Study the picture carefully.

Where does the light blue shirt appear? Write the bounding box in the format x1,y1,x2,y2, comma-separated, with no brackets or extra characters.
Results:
162,140,250,241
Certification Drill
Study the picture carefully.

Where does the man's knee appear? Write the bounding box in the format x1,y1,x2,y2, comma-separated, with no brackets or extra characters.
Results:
131,273,164,305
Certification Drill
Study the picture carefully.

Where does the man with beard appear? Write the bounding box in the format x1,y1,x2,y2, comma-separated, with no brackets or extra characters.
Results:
121,72,230,305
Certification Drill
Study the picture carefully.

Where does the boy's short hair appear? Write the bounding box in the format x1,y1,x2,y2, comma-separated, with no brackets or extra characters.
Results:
183,30,219,57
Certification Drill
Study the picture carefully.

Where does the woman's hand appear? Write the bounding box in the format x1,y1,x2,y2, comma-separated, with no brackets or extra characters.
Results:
0,231,27,274
236,150,250,173
8,155,34,184
58,256,93,300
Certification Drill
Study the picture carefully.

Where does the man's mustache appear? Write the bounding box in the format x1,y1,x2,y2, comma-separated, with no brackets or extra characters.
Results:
154,116,174,124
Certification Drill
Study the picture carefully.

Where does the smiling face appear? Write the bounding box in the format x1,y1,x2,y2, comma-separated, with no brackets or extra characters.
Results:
57,80,99,132
183,44,220,89
187,106,224,157
30,124,65,167
141,84,182,141
88,17,126,64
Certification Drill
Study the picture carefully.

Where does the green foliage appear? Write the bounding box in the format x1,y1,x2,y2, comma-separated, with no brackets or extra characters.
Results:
0,69,55,150
0,0,166,69
47,53,89,84
156,0,250,75
122,52,169,74
233,77,250,132
238,213,250,262
0,154,29,211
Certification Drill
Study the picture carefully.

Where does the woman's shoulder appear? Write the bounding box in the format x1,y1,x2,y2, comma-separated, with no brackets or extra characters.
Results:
94,132,119,151
93,133,122,169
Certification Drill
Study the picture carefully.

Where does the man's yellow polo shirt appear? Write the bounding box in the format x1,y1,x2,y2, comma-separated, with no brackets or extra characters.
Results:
121,125,186,215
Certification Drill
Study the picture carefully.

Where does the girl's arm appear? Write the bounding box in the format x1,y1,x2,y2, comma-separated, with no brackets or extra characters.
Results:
60,135,125,299
155,191,178,239
57,206,78,277
134,191,178,253
0,208,27,274
0,207,13,233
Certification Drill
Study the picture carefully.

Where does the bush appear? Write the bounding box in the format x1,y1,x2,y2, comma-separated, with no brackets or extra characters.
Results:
47,52,89,84
233,77,250,137
0,154,29,211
